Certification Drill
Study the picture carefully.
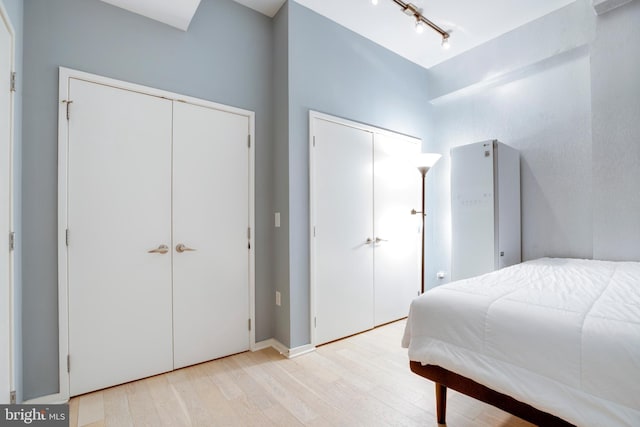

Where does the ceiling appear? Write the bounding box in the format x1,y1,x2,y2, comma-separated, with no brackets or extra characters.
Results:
100,0,203,31
100,0,577,69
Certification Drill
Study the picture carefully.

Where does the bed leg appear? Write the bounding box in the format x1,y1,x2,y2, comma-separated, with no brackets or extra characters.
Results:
435,382,447,425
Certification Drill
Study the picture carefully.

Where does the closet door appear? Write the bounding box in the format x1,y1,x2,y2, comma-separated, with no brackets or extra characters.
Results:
373,134,421,325
313,118,374,345
172,102,250,368
0,9,13,404
67,79,173,396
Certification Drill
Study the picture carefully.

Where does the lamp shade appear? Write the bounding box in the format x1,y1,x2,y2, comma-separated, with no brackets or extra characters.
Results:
415,152,442,174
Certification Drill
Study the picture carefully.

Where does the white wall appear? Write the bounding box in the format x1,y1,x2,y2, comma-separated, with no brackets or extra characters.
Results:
426,0,640,287
426,1,595,287
591,0,640,260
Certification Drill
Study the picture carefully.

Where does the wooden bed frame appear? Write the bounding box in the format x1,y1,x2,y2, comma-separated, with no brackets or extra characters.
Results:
409,362,576,426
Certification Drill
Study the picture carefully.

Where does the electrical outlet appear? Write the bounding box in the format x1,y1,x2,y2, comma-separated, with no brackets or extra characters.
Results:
275,212,281,228
275,291,281,306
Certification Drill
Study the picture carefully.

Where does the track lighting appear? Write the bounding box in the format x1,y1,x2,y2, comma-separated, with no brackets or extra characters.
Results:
386,0,451,48
371,0,379,5
441,35,450,49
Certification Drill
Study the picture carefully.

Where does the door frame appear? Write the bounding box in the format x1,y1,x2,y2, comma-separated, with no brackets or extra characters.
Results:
58,67,256,402
0,0,15,405
308,111,421,346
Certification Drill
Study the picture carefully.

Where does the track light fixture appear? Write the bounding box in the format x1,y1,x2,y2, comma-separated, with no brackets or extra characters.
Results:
387,0,451,49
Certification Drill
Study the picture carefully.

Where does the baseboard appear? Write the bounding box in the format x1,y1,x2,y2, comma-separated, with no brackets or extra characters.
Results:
252,339,315,359
22,392,68,405
287,344,316,358
253,338,278,351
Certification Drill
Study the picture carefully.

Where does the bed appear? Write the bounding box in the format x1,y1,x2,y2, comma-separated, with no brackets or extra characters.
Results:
402,258,640,426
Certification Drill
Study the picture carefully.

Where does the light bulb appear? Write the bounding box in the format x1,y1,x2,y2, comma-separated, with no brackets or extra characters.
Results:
415,20,425,34
441,36,450,49
371,0,378,5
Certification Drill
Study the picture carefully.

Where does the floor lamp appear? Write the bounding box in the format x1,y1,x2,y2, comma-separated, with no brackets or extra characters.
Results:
412,153,442,294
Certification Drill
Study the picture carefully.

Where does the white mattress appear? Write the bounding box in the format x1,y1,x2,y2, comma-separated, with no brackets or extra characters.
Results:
402,258,640,427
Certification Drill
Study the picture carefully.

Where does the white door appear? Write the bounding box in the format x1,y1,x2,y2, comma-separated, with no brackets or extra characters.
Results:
313,118,375,345
172,102,250,369
0,6,13,404
67,79,174,396
373,134,421,326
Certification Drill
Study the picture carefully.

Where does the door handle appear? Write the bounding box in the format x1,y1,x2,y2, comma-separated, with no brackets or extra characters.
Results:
365,237,373,245
375,237,388,244
148,244,169,254
176,243,197,253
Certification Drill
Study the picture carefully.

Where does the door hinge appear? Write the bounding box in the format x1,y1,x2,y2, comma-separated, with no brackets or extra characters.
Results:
247,135,251,148
248,319,251,331
313,136,316,147
10,72,16,92
313,227,316,237
10,390,16,404
314,317,317,328
67,355,70,373
247,227,251,240
65,229,70,246
9,232,15,251
62,100,73,120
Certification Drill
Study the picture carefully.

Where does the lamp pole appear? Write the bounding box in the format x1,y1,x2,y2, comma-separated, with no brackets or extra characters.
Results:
418,166,428,294
412,152,441,295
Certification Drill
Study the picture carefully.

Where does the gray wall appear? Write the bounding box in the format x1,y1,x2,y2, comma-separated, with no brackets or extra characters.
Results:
272,2,290,347
591,0,640,260
2,0,23,403
22,0,274,400
426,0,640,288
285,2,432,347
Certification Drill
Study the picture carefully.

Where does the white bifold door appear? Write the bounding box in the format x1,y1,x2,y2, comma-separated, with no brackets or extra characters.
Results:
311,112,421,345
64,75,251,396
0,4,14,404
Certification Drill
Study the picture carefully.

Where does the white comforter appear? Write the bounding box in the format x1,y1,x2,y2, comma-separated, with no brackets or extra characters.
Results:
402,258,640,427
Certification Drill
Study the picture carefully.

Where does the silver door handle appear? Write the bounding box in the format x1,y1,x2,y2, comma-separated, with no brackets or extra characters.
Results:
365,237,373,244
375,237,388,243
176,243,197,253
148,244,169,254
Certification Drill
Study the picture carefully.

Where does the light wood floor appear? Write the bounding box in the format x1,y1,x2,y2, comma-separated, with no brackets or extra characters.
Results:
69,320,534,427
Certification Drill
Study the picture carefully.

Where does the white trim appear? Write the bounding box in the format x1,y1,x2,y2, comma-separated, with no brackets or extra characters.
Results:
287,344,316,359
58,67,256,399
252,338,277,352
57,69,70,403
308,111,421,146
248,111,256,352
270,340,290,356
253,338,315,359
308,110,421,347
22,393,67,405
0,1,15,404
254,338,287,356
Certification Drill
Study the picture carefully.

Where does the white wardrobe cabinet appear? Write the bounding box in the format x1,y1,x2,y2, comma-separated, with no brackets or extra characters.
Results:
310,111,421,345
59,69,254,397
451,140,521,281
